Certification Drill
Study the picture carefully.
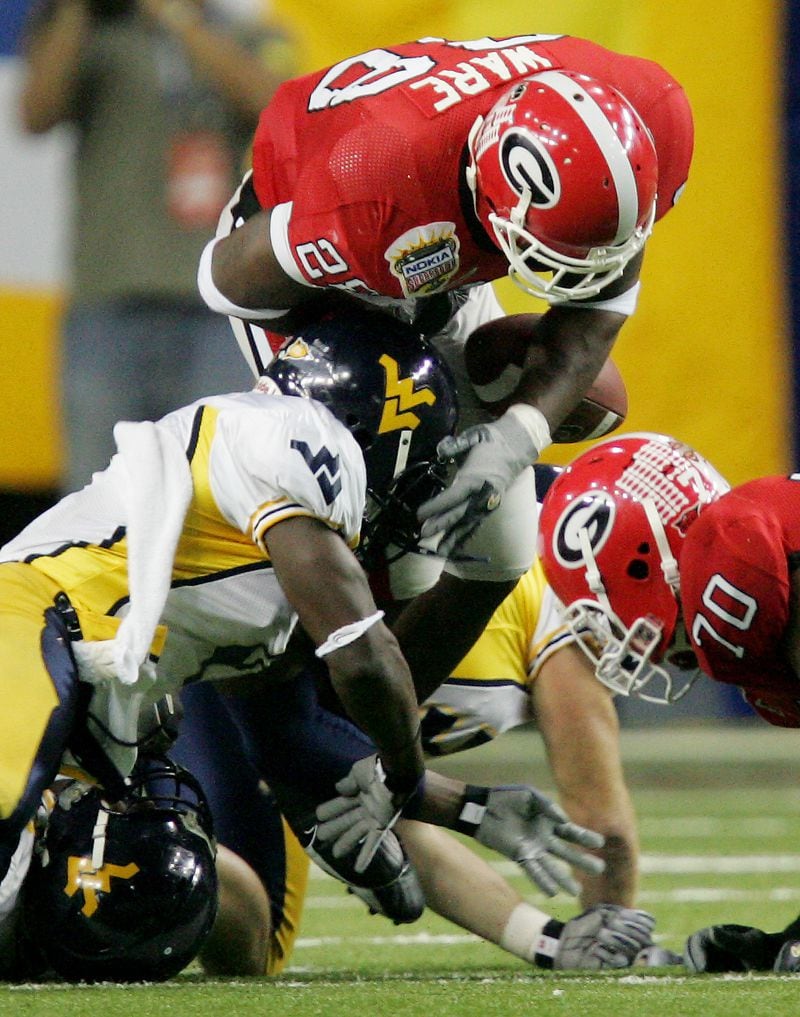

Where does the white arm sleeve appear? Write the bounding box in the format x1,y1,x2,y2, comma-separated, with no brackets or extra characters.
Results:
197,238,293,320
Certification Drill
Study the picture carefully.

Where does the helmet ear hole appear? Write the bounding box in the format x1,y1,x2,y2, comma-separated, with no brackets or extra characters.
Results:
627,559,650,580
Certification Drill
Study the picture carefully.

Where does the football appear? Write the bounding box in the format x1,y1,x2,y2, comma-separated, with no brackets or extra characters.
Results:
464,313,628,444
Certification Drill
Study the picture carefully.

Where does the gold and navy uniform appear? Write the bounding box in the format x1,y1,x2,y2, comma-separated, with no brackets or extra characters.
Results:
421,558,575,755
0,390,365,820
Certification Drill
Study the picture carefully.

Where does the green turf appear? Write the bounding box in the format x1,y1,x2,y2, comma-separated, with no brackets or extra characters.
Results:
2,723,799,1016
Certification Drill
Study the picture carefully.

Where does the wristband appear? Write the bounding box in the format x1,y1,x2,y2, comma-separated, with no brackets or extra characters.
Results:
314,610,385,658
533,918,565,969
506,403,552,456
453,784,490,835
560,281,641,317
499,902,552,964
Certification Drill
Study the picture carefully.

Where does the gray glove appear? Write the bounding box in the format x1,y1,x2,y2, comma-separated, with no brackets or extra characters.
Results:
315,755,406,875
553,904,656,970
418,410,540,557
468,785,605,897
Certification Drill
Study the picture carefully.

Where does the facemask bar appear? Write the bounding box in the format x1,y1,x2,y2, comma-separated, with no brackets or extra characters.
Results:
563,598,694,704
488,199,655,304
564,495,696,704
359,461,487,568
359,461,449,568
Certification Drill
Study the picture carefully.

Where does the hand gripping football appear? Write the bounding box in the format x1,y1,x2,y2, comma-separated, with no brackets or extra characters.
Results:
464,314,628,443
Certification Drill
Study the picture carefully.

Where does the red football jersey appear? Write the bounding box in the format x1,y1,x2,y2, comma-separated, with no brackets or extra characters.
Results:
679,476,800,726
251,34,693,300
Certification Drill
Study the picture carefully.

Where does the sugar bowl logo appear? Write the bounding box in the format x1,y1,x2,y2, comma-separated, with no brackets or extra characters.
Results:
385,222,460,297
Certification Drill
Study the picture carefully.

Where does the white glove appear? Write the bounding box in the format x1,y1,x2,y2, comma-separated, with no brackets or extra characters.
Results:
553,905,656,969
315,755,410,875
418,408,544,558
464,785,605,897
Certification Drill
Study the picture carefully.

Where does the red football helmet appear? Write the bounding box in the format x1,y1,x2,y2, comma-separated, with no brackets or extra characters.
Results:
466,70,658,302
538,433,729,702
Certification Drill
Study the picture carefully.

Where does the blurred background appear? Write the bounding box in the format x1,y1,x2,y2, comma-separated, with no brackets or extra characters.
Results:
0,0,795,723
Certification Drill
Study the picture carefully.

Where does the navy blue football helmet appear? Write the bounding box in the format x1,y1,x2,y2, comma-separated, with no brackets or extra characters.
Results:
22,757,217,983
261,308,459,566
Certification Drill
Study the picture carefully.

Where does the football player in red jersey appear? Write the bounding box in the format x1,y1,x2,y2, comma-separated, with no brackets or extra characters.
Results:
197,34,694,701
536,432,800,972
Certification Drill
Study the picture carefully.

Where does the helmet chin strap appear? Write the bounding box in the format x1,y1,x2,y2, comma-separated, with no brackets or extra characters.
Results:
641,498,681,595
391,428,412,480
578,525,612,612
91,807,110,870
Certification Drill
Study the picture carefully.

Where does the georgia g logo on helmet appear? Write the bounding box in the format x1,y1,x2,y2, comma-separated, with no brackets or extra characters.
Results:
499,130,561,210
551,491,615,569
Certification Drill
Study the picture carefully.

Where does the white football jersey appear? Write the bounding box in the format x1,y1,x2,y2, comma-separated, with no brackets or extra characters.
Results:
2,391,366,693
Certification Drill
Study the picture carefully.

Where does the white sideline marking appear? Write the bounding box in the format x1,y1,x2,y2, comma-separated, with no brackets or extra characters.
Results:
478,856,800,879
640,854,800,874
639,817,793,837
639,887,800,904
305,885,800,914
297,932,478,948
307,854,800,882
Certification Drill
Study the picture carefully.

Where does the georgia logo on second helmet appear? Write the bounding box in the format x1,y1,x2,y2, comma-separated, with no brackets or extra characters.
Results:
549,488,616,569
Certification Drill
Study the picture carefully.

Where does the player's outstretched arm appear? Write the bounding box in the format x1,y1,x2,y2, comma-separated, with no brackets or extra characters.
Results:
264,516,424,829
398,820,654,971
316,760,604,897
533,644,640,908
418,256,642,555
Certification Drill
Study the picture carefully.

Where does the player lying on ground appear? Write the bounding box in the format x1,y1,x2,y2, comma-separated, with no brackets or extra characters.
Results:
175,662,653,975
172,474,647,976
538,430,800,972
0,312,648,977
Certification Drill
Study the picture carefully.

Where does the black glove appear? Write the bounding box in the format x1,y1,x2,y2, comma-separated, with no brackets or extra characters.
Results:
684,923,785,972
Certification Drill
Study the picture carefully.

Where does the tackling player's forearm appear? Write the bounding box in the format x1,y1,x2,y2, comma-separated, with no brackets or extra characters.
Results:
511,309,621,433
327,642,424,794
509,253,642,432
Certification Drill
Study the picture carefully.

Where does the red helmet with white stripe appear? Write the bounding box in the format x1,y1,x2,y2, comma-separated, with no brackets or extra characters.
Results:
538,433,729,703
466,70,658,302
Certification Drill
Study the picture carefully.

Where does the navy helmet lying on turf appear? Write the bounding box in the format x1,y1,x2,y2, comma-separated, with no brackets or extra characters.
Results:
22,757,218,983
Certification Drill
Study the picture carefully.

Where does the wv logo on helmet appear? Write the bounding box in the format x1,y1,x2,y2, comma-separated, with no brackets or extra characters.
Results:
291,440,341,504
65,855,140,916
378,354,436,433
